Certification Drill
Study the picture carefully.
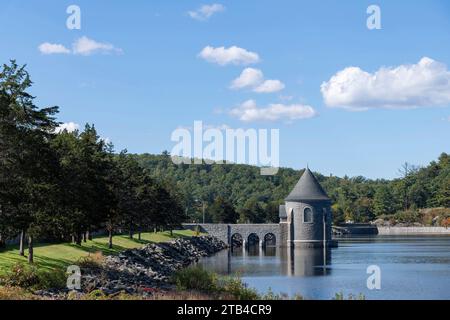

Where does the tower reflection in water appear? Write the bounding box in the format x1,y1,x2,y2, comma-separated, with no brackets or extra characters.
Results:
280,247,332,276
200,244,332,277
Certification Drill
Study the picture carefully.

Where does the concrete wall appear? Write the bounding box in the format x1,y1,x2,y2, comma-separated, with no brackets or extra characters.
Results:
378,226,450,235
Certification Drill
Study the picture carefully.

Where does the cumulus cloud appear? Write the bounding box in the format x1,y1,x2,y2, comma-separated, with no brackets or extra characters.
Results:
188,4,225,21
55,122,80,133
230,68,264,89
230,99,316,122
38,42,71,55
254,80,285,93
38,37,122,56
230,68,285,93
321,57,450,111
72,36,123,56
199,46,260,66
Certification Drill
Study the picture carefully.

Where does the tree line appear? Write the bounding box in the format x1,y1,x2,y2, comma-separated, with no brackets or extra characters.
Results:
0,61,185,263
132,152,449,225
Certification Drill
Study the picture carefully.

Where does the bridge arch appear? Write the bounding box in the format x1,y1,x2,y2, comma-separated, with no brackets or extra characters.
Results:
264,233,276,246
182,223,282,247
231,233,243,247
247,233,260,246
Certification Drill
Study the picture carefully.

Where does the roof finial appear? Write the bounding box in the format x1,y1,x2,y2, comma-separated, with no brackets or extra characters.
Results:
306,163,309,170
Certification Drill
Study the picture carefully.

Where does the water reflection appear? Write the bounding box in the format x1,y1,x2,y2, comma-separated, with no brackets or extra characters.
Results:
199,245,332,277
282,247,332,276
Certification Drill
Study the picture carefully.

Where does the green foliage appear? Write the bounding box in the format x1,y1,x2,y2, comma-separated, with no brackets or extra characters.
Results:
393,209,421,224
373,185,397,217
172,266,260,300
209,196,239,223
172,266,218,292
220,276,260,300
0,262,65,290
331,204,345,224
239,197,266,223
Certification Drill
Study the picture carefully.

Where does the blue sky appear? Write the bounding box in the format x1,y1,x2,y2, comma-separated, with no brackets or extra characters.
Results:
1,0,450,179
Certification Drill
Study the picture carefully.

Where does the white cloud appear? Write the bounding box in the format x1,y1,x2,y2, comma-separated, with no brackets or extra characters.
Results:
38,37,122,56
199,46,260,66
254,80,285,93
230,68,285,93
188,4,225,21
230,99,316,122
38,42,70,55
321,57,450,111
230,68,264,89
72,36,123,56
55,122,80,133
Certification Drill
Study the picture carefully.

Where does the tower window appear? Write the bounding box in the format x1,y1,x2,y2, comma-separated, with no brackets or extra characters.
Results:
303,207,313,223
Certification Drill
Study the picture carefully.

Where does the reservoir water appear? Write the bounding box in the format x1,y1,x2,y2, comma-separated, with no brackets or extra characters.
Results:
198,235,450,300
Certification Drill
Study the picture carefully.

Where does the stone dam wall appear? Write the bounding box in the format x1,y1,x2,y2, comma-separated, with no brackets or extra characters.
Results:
377,226,450,235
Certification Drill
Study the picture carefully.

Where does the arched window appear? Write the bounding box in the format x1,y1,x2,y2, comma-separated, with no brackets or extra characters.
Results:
303,207,313,223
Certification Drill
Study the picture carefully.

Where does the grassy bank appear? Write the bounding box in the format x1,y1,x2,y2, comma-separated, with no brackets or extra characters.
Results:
0,230,196,276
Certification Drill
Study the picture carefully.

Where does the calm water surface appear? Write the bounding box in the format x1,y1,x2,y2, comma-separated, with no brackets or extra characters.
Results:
198,236,450,300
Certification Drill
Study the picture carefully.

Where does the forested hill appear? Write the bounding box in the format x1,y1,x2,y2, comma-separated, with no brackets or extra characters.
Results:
132,153,450,225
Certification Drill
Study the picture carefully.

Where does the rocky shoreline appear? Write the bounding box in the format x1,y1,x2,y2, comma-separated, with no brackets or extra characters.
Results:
36,235,227,298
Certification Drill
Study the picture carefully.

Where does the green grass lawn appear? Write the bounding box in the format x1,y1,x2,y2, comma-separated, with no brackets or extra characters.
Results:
0,230,197,275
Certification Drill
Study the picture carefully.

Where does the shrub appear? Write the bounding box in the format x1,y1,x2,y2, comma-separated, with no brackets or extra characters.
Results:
0,263,66,290
394,210,420,224
0,263,40,288
220,276,260,300
77,251,104,269
172,266,218,292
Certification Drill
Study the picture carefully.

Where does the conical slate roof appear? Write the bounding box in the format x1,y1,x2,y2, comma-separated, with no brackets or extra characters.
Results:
285,168,330,202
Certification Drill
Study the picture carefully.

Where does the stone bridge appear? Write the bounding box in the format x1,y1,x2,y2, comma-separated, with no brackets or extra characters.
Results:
183,223,283,247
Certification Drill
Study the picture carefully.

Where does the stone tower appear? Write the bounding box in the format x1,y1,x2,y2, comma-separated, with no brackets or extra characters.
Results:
280,168,336,248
